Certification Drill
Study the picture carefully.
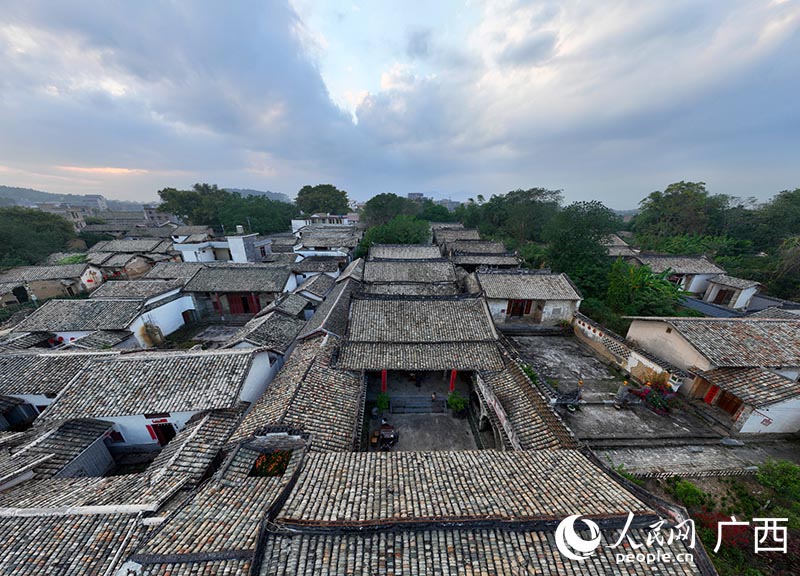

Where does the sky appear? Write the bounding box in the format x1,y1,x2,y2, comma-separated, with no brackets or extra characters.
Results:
0,0,798,209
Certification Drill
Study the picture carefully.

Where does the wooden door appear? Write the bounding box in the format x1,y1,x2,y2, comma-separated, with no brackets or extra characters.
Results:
704,385,720,404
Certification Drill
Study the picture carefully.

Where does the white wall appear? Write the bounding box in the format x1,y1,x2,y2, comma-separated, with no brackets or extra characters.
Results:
11,393,54,410
283,274,298,293
129,295,196,347
486,298,578,325
626,320,713,372
80,265,105,292
685,273,716,294
107,411,196,446
176,243,216,262
740,398,800,434
239,351,274,403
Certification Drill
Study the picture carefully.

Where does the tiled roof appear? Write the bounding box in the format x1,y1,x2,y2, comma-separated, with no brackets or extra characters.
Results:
665,318,800,367
291,257,341,273
0,282,22,295
131,436,305,570
0,513,142,576
748,307,800,320
89,279,183,299
98,252,141,267
0,263,89,283
268,292,312,317
278,449,650,527
224,311,305,352
708,274,760,290
171,225,213,236
451,254,521,266
232,335,364,451
368,244,442,260
433,228,481,244
90,238,172,253
146,405,247,486
633,254,725,275
40,349,259,421
0,331,53,351
296,272,335,298
607,245,639,257
697,367,800,407
348,296,497,343
144,262,206,281
479,355,578,450
363,259,457,284
0,419,112,486
430,222,464,230
336,258,364,283
364,282,459,296
341,296,502,370
0,351,116,396
183,265,290,293
12,298,143,332
477,270,582,300
338,341,505,371
85,251,113,265
259,527,700,576
66,329,134,349
299,229,360,248
299,278,360,339
601,234,630,247
140,561,252,576
446,240,506,254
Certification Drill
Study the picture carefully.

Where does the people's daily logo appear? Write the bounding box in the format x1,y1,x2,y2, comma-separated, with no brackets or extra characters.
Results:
554,514,602,561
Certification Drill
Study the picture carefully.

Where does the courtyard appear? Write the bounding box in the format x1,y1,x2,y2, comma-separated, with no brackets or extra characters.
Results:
509,334,723,442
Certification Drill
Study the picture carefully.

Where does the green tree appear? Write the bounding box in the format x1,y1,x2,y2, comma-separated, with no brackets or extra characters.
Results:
544,201,620,297
416,199,454,222
606,259,684,316
633,181,729,239
0,207,76,268
295,184,349,215
158,183,298,234
356,215,430,257
361,193,417,226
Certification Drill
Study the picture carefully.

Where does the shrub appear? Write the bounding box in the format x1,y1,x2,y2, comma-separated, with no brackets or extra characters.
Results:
447,391,468,412
756,459,800,500
668,478,713,510
521,364,538,385
376,393,390,413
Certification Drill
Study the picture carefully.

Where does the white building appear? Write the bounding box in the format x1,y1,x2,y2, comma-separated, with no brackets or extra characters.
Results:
38,348,275,447
702,275,760,310
473,270,582,326
627,254,726,294
626,317,800,433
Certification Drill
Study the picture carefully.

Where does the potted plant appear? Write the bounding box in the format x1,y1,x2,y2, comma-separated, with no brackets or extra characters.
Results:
447,391,468,418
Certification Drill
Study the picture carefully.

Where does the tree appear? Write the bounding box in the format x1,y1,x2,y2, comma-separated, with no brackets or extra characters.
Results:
0,207,76,268
158,183,298,234
356,215,430,257
606,259,684,316
633,181,729,239
361,193,417,226
416,199,454,222
543,201,620,298
295,184,349,215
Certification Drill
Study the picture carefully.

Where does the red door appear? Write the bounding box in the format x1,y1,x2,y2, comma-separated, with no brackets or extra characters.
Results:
228,293,245,314
704,385,720,404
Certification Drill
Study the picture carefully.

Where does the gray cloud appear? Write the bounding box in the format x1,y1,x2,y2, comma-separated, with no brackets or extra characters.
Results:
0,0,798,208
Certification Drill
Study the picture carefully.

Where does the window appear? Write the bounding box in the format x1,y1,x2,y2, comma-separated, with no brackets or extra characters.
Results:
144,412,171,419
108,430,125,443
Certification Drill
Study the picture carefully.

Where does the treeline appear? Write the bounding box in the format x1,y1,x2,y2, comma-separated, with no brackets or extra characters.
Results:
0,207,76,268
158,184,300,235
629,183,800,301
448,183,800,332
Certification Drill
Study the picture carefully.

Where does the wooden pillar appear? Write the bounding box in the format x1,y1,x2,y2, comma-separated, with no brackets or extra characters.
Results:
449,369,457,393
381,369,388,393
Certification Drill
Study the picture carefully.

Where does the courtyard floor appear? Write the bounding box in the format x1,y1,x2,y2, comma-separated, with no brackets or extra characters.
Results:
370,413,478,452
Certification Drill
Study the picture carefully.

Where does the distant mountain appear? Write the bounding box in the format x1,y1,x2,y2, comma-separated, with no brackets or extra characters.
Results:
0,185,143,211
225,187,292,204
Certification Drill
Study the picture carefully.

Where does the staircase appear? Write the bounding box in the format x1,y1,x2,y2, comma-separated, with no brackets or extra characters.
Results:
390,396,446,414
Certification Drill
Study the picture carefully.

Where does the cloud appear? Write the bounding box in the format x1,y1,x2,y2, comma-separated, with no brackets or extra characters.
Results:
0,0,798,207
406,28,432,59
